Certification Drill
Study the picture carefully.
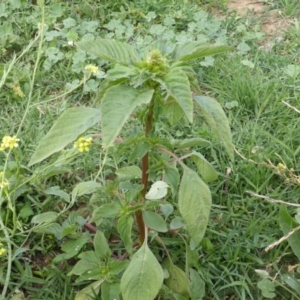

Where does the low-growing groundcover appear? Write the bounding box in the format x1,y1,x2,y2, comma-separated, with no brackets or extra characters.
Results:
2,0,300,299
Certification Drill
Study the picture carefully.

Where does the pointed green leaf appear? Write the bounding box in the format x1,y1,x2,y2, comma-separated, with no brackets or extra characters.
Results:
171,42,232,62
29,107,100,166
116,166,142,180
164,167,180,196
129,142,151,163
117,215,133,255
92,203,122,223
163,70,193,123
143,211,168,232
68,260,97,277
170,216,185,230
76,39,139,64
72,181,101,202
178,167,211,246
282,273,300,295
31,212,58,224
54,234,90,263
120,241,164,300
45,186,70,203
101,282,121,300
194,96,234,161
160,203,174,218
163,100,185,125
191,152,218,183
106,64,138,81
163,261,189,298
94,231,111,259
173,138,211,149
75,279,104,300
279,205,300,261
188,269,205,299
101,86,154,148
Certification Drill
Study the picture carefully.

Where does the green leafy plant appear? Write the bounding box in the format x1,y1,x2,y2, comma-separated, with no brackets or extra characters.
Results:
29,38,233,299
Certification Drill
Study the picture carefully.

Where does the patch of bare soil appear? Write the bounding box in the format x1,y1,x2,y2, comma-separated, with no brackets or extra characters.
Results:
227,0,290,38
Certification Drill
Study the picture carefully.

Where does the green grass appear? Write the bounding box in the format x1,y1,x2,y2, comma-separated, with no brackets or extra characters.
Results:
1,0,300,299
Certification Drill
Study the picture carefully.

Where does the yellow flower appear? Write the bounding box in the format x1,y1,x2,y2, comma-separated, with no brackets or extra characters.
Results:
0,243,7,256
74,137,93,152
0,135,20,151
0,248,7,256
85,64,99,75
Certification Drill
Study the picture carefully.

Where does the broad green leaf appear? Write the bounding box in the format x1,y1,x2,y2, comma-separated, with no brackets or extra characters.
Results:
143,211,168,232
129,142,151,163
257,278,276,298
94,231,111,259
101,86,154,148
173,138,211,149
75,279,104,300
170,216,185,230
170,64,201,94
54,234,90,263
29,107,101,166
164,167,180,196
92,203,122,223
116,166,142,180
101,282,121,300
279,205,300,261
31,212,58,224
163,70,193,123
178,167,211,246
106,64,138,81
160,203,174,218
145,181,169,200
171,42,232,62
76,39,139,64
45,186,70,203
117,215,133,255
191,152,218,183
194,96,234,161
163,261,189,298
32,223,62,239
19,201,34,219
163,100,185,125
120,241,164,300
72,181,101,201
109,260,129,275
68,252,98,276
188,269,205,299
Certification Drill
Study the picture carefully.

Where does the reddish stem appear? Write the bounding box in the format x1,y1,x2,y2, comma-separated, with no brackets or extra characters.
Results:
135,102,154,245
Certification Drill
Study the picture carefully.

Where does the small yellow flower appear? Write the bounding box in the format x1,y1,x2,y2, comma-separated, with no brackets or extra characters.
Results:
85,64,99,75
0,243,7,257
74,137,93,152
12,82,25,98
0,135,20,151
0,248,7,256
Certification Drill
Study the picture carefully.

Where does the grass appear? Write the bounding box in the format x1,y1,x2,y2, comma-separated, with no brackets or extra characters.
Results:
1,0,300,299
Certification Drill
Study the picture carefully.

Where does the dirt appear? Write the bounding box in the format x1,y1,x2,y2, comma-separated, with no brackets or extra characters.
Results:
227,0,290,38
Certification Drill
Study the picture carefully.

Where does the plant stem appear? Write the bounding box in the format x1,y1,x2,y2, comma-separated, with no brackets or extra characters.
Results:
136,101,154,245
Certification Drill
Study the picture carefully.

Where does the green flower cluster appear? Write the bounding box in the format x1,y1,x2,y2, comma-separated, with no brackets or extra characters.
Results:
74,137,93,152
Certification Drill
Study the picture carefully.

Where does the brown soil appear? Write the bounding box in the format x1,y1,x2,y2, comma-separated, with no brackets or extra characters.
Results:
227,0,290,38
